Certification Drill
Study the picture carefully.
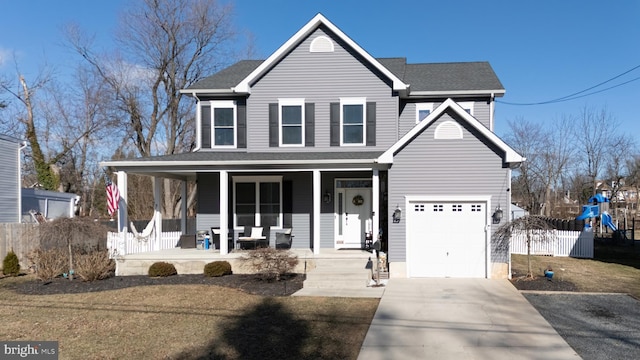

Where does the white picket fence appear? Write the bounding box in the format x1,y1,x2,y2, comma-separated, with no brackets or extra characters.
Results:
107,231,182,257
510,229,594,258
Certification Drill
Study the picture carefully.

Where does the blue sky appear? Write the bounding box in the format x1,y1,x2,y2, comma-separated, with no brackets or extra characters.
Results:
1,0,639,138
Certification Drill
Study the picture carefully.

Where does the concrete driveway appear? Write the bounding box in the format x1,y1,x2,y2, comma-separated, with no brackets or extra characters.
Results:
358,278,580,360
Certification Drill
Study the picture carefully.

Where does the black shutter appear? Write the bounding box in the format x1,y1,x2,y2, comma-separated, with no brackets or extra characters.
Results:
305,103,315,147
283,180,292,228
269,103,278,147
201,104,211,148
330,102,340,146
237,99,246,149
366,102,376,146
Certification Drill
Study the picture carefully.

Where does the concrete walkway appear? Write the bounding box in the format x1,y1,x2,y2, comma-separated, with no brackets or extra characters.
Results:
358,278,580,360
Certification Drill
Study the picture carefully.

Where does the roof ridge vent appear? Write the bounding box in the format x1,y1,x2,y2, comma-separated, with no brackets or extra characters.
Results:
310,36,334,52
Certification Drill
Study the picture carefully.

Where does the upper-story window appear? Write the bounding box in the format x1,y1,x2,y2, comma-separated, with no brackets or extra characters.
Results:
416,103,434,123
341,97,366,145
201,100,237,148
457,101,474,116
279,99,305,146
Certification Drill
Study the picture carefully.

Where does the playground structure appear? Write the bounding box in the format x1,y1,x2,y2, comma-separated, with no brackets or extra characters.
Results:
576,193,620,234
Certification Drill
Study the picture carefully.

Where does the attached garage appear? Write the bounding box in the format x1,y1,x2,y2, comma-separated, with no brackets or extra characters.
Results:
406,196,490,278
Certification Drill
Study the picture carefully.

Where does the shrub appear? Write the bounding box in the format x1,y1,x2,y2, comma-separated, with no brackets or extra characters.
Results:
26,248,68,281
241,247,298,281
2,250,20,276
204,261,232,277
148,262,177,277
74,250,115,281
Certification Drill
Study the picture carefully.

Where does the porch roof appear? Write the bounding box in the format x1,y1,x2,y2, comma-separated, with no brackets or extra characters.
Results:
101,151,385,180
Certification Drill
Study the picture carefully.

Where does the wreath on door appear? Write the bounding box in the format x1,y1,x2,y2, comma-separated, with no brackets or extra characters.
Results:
352,195,364,206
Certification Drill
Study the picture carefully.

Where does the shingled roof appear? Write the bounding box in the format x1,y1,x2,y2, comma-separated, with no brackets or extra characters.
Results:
186,57,503,95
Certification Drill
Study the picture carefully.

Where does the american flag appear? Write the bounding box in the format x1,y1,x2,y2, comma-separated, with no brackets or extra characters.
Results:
106,181,120,217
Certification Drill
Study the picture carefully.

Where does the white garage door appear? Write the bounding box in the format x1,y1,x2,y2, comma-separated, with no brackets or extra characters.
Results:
408,200,487,278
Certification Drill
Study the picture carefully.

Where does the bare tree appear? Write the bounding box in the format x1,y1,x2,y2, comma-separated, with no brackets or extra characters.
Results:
494,215,555,278
505,117,575,216
574,105,619,196
67,0,241,218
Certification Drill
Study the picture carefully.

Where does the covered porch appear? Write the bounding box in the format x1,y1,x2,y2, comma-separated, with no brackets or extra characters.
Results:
102,152,389,263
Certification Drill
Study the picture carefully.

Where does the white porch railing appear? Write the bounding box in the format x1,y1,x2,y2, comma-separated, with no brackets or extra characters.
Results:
510,229,594,258
107,231,182,257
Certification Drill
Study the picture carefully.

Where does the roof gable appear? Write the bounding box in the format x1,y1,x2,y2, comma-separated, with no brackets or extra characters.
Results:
378,98,524,165
234,13,408,93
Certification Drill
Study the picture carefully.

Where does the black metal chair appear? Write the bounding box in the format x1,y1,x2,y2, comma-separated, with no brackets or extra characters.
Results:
275,228,293,249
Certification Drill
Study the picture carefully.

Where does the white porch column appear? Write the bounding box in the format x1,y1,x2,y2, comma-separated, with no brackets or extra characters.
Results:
180,180,187,234
116,171,128,233
153,177,163,251
220,170,229,255
313,170,321,254
372,169,380,244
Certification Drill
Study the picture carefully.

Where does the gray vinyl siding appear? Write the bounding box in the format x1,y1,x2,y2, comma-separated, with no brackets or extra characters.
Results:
248,26,398,152
0,138,20,223
196,173,221,232
398,100,493,138
387,110,510,264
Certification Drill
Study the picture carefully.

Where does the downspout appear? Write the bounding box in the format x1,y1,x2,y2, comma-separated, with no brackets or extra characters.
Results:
193,92,202,152
489,92,495,132
18,141,27,223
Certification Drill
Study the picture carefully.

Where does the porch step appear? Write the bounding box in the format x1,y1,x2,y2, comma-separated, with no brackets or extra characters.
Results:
303,257,377,289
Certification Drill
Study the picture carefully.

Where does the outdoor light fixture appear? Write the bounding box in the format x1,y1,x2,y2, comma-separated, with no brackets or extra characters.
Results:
392,205,402,223
323,191,332,204
492,205,503,224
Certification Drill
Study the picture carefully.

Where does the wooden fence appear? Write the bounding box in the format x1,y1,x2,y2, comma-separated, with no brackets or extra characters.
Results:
0,223,40,269
510,229,594,258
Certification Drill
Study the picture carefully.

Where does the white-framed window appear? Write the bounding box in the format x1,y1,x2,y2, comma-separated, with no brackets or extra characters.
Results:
279,98,305,146
416,103,434,123
207,100,237,147
233,176,282,229
457,101,474,116
340,97,366,146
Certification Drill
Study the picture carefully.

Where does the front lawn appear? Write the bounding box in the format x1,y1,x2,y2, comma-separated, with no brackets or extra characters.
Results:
511,243,640,298
0,275,378,360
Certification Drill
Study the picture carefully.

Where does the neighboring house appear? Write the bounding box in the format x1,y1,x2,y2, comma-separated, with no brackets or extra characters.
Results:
0,135,26,223
21,188,80,223
511,204,529,220
102,14,524,279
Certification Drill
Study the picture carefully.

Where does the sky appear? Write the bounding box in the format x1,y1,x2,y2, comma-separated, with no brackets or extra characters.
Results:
1,0,639,139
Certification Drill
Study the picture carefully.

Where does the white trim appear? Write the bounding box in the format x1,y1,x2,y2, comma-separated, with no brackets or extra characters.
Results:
378,98,525,165
456,101,474,116
206,100,237,148
235,14,407,93
340,97,366,146
405,195,491,279
220,170,229,254
309,35,334,52
232,176,283,230
278,98,305,147
101,158,380,168
313,170,321,254
408,89,505,97
415,103,434,124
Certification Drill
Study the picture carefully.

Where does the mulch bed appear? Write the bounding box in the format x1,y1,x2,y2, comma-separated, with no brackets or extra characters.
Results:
509,269,578,292
8,273,305,297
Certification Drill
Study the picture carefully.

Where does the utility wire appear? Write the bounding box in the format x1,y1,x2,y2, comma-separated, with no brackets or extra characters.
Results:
497,63,640,106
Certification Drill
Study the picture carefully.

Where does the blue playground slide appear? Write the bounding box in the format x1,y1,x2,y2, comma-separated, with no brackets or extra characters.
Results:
601,212,617,231
576,205,599,221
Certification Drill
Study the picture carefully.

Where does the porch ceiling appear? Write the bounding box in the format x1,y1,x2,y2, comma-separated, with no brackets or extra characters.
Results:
101,151,386,179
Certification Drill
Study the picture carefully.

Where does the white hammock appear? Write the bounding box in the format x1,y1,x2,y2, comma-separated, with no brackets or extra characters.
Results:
129,218,155,242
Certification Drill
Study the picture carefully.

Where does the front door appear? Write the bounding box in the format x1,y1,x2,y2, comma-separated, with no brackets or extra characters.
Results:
335,186,372,249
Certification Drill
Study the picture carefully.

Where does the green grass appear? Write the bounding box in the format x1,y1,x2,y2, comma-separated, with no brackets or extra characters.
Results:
511,243,640,298
0,276,378,360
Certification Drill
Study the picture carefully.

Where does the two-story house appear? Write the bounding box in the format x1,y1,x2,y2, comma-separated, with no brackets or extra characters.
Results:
103,14,524,279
